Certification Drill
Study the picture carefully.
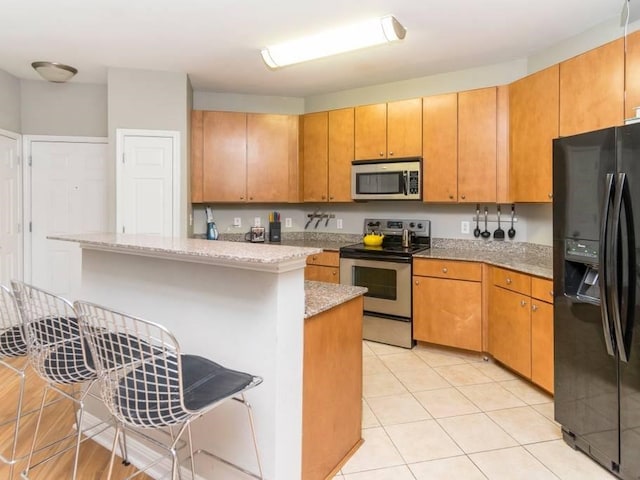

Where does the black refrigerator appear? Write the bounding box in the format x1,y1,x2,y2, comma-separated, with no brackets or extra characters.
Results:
553,123,640,479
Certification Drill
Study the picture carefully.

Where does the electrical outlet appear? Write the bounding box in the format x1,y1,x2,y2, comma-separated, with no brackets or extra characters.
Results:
337,219,343,230
461,221,470,234
233,217,241,227
285,217,292,228
254,217,261,227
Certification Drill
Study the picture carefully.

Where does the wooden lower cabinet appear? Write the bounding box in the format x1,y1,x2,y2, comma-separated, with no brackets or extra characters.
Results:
305,251,340,284
531,300,554,393
303,296,363,480
489,285,532,377
413,259,483,351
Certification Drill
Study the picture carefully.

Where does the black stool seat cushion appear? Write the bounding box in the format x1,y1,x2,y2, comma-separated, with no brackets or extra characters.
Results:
117,354,254,427
0,326,27,358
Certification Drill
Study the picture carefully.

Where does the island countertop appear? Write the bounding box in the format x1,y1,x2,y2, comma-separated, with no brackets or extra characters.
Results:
304,281,367,318
50,233,322,272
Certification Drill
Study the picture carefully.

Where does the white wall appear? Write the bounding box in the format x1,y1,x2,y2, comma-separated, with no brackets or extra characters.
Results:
194,91,304,114
107,68,190,235
0,69,21,133
193,203,553,245
20,80,107,136
304,59,527,112
528,17,640,74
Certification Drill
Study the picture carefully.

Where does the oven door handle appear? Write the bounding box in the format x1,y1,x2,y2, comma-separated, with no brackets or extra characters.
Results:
340,252,412,263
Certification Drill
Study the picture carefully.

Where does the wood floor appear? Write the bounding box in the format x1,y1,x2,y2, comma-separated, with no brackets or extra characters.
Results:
0,358,152,480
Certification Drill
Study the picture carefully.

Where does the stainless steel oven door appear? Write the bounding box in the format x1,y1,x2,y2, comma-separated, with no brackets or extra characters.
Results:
339,257,411,318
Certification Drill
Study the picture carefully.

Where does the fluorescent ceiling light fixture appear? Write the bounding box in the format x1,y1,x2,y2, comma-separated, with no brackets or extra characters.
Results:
31,61,78,82
261,15,406,69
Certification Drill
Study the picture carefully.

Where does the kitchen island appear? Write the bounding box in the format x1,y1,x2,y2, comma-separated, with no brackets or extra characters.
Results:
50,233,366,480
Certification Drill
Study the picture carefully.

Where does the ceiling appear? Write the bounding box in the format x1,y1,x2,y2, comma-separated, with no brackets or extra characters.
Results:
0,0,625,97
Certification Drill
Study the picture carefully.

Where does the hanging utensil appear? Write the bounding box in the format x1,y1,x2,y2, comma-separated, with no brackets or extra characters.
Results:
481,207,491,238
508,204,516,239
493,205,505,240
473,204,481,238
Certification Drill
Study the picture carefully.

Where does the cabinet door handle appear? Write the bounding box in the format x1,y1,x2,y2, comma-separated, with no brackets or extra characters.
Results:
321,195,326,200
549,290,553,297
449,194,454,199
520,300,527,307
532,304,538,312
442,267,448,273
332,271,337,276
389,151,394,156
461,194,466,200
415,280,420,285
506,278,512,285
379,152,384,157
312,256,317,261
329,196,334,200
548,193,553,199
240,196,244,200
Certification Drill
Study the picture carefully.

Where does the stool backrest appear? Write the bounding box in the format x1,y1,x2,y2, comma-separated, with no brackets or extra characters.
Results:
10,280,90,384
74,301,189,428
0,285,26,358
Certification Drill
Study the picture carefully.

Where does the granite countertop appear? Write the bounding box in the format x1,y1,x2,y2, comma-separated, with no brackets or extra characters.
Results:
49,233,322,272
417,239,553,279
304,281,367,318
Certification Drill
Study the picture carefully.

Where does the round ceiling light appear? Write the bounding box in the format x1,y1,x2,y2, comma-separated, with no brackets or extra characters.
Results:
31,61,78,83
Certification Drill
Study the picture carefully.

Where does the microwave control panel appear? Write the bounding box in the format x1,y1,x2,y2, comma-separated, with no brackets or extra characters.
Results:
408,171,420,194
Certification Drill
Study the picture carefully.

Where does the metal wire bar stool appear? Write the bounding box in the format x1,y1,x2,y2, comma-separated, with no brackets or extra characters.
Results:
74,300,264,480
10,281,127,480
0,284,37,478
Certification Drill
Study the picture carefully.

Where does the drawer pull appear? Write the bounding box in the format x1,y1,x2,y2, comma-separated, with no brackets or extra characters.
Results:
442,267,448,273
506,278,512,285
520,300,527,307
549,290,553,297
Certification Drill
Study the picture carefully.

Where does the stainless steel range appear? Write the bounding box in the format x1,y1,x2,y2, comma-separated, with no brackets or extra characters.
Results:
339,218,431,348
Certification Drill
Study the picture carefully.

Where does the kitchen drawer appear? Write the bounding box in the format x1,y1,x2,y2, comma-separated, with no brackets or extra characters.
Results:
491,267,531,295
306,251,339,267
531,277,554,304
413,259,482,281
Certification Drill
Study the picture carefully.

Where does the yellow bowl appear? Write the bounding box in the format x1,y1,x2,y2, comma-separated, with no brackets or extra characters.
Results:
363,234,384,246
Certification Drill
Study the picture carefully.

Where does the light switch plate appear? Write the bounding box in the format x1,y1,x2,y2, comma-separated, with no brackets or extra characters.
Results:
285,217,292,228
233,217,241,227
254,217,261,227
337,219,343,229
461,221,470,234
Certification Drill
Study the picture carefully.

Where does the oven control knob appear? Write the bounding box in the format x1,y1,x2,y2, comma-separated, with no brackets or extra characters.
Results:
409,222,415,228
417,223,423,229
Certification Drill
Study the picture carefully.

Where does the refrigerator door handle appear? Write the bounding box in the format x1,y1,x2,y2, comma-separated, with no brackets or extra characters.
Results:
599,172,616,357
612,172,636,363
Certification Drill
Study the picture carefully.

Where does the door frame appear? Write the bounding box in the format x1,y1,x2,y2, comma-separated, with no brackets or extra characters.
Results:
22,135,108,283
0,128,23,281
115,129,181,237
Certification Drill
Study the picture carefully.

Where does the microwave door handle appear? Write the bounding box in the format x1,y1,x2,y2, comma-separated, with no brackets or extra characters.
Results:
402,171,408,196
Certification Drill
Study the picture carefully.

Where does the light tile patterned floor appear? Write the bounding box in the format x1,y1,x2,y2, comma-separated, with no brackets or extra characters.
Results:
333,341,616,480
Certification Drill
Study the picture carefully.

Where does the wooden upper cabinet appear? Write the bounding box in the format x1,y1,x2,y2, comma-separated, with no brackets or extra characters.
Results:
510,65,559,203
302,112,329,202
354,99,421,160
202,111,247,202
559,38,624,136
458,87,497,203
355,103,387,159
423,93,458,202
625,30,640,120
190,110,204,203
328,108,354,202
387,98,422,158
247,114,298,202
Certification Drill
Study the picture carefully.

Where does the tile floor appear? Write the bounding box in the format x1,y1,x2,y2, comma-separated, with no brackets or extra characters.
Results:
333,341,616,480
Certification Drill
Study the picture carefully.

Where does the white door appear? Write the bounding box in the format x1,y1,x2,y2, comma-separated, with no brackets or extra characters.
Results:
29,139,108,298
0,131,21,286
117,131,178,236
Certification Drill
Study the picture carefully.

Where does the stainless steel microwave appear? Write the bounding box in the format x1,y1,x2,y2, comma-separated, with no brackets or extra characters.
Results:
351,158,422,200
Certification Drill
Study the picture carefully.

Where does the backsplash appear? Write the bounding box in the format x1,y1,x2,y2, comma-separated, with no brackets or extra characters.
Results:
192,202,552,245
